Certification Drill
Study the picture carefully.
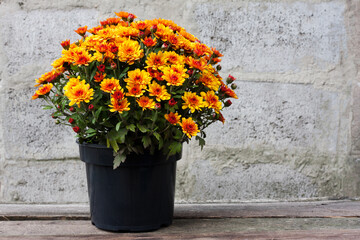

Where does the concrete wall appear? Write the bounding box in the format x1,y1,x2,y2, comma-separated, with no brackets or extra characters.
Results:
0,0,359,203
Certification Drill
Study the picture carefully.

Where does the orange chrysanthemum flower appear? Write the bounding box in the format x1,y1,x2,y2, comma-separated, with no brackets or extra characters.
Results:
34,70,60,86
145,51,168,70
201,91,222,113
164,112,181,125
112,90,125,100
100,78,121,93
169,64,188,78
109,96,130,113
115,11,137,20
126,84,145,97
117,39,144,65
32,83,53,99
124,69,152,86
186,56,207,71
148,81,171,101
220,84,238,99
141,37,157,47
162,67,186,86
167,33,180,49
94,72,106,82
75,26,87,36
181,92,205,113
164,51,184,65
72,48,93,66
180,117,200,138
88,26,104,34
64,80,94,107
136,96,155,110
131,21,148,30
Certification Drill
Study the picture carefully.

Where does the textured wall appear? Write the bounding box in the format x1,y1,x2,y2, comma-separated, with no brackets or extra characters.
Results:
0,0,359,203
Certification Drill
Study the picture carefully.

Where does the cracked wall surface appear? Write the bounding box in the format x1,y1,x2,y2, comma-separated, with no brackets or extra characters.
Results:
0,0,359,203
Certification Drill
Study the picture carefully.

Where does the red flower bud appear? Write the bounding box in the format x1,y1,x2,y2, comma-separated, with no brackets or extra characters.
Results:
162,43,169,48
224,100,232,107
88,104,94,110
150,25,157,32
155,103,161,110
52,115,56,119
187,69,194,75
168,98,177,107
128,13,135,21
72,126,81,133
97,64,106,72
69,107,75,112
111,62,117,69
226,74,236,84
68,118,74,124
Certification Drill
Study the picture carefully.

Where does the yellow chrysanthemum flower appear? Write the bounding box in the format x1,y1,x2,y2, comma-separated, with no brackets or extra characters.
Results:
179,117,200,138
145,51,168,70
164,51,185,65
162,67,186,86
126,84,146,97
197,72,222,91
124,69,152,86
109,97,130,113
136,96,155,110
64,79,94,107
32,83,53,99
148,81,171,102
181,92,205,113
118,39,144,65
100,77,121,93
201,91,222,113
63,76,81,92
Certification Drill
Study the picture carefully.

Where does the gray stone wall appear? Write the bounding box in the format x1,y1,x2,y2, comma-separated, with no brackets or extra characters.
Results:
0,0,359,203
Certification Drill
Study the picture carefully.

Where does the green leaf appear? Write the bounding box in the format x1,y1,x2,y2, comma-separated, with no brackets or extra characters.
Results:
113,152,126,169
42,105,54,110
196,136,206,150
108,139,119,152
118,67,129,79
126,124,136,132
85,128,97,134
168,141,182,156
153,132,161,141
95,106,103,119
142,135,152,148
116,122,121,131
137,124,148,133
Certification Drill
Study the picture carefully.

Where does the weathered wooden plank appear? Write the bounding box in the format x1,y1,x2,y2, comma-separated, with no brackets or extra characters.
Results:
1,218,360,237
1,229,360,240
1,200,360,221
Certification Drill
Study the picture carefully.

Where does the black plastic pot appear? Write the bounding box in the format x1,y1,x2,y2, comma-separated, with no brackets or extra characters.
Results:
78,142,181,232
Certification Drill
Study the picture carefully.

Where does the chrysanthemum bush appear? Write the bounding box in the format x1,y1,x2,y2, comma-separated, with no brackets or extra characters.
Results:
32,11,238,168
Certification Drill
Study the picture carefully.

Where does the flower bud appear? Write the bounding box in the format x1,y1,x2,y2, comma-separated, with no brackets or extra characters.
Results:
226,74,236,84
138,31,145,38
187,69,194,76
168,98,177,107
68,118,74,124
155,103,161,110
224,100,232,107
111,62,117,69
55,120,61,124
88,104,94,110
216,65,222,71
231,83,237,90
52,115,57,119
97,64,106,72
150,25,157,32
73,126,81,133
162,43,169,49
69,107,75,112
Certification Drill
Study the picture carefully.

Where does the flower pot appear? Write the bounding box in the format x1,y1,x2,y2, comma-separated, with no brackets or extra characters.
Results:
78,142,181,232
